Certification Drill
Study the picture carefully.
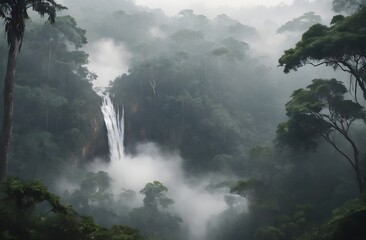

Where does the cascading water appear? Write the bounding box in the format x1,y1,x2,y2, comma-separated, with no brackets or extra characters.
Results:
95,89,236,240
98,91,125,162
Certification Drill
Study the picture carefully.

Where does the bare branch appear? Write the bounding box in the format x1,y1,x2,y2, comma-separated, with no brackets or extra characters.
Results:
309,61,333,67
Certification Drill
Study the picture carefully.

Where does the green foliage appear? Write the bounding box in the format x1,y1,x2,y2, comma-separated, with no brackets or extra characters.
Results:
278,8,366,99
2,3,363,240
63,171,118,227
128,181,182,240
64,177,182,239
298,197,366,240
230,179,265,199
0,0,67,47
1,178,66,215
140,181,173,209
276,78,366,192
276,79,365,152
48,15,88,49
0,178,142,240
71,171,113,206
110,18,278,172
254,226,284,240
108,225,143,240
3,16,107,182
231,178,280,220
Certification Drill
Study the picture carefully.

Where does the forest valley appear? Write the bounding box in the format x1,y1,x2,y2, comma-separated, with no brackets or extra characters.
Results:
1,0,366,239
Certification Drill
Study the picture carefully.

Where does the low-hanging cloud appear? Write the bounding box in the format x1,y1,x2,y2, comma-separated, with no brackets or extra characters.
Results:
86,38,131,87
135,0,295,16
89,142,237,240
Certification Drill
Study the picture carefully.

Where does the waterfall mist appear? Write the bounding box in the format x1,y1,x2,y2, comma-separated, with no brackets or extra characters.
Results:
87,93,243,240
87,38,131,87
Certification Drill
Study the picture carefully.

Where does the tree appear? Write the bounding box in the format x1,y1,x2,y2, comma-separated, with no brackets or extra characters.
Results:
278,8,366,100
128,181,182,240
140,181,174,209
0,178,143,240
230,179,265,202
7,18,104,182
276,79,366,192
0,0,66,181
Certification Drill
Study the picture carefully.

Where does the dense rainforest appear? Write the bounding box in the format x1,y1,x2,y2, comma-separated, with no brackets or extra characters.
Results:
1,0,366,240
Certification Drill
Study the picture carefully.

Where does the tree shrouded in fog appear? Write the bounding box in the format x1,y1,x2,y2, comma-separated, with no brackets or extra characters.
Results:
0,0,366,239
0,0,66,181
128,181,182,240
277,12,322,33
279,7,366,100
276,79,366,191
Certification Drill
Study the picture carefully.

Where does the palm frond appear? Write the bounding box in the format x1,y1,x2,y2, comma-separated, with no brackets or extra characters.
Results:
1,0,66,50
31,1,67,23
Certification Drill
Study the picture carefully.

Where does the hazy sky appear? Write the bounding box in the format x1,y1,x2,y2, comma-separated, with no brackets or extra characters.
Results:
80,0,330,87
136,0,294,7
135,0,294,14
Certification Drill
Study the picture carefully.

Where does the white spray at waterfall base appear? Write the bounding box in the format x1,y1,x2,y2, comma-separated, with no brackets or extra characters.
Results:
96,93,235,239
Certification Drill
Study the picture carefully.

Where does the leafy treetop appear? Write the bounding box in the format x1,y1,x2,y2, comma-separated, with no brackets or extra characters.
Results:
276,79,366,191
276,79,365,151
0,0,67,48
140,181,174,209
278,7,366,99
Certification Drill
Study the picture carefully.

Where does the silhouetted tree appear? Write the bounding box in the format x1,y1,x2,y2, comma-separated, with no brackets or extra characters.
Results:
0,0,66,181
276,79,366,191
279,8,366,100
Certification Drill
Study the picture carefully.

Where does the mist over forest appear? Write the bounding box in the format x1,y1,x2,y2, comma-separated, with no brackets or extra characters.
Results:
1,0,366,240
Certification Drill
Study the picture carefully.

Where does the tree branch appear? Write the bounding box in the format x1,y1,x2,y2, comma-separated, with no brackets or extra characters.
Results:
320,133,356,171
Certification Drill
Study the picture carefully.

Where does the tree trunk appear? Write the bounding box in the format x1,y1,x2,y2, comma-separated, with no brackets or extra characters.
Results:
0,33,20,182
352,148,365,192
355,165,365,192
344,133,365,192
349,143,365,192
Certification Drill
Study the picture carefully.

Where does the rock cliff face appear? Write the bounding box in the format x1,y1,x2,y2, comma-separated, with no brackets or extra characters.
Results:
81,104,109,163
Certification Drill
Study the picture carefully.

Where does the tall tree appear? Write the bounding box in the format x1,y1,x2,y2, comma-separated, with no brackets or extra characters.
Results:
278,8,366,100
276,79,366,192
128,181,182,239
0,0,66,181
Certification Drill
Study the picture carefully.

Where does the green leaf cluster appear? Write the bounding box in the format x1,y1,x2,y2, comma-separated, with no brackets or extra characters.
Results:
0,16,107,182
279,7,366,92
276,79,365,152
0,178,143,240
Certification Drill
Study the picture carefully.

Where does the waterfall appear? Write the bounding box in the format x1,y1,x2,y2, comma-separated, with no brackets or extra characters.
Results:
98,91,124,162
94,90,230,240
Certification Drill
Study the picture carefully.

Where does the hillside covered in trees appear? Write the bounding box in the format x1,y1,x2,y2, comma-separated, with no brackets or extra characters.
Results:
1,0,366,240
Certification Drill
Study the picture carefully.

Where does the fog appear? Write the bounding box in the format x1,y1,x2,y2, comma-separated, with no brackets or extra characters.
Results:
3,0,366,240
60,0,338,88
92,143,235,240
87,39,131,87
134,0,295,15
61,1,352,238
98,93,241,239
